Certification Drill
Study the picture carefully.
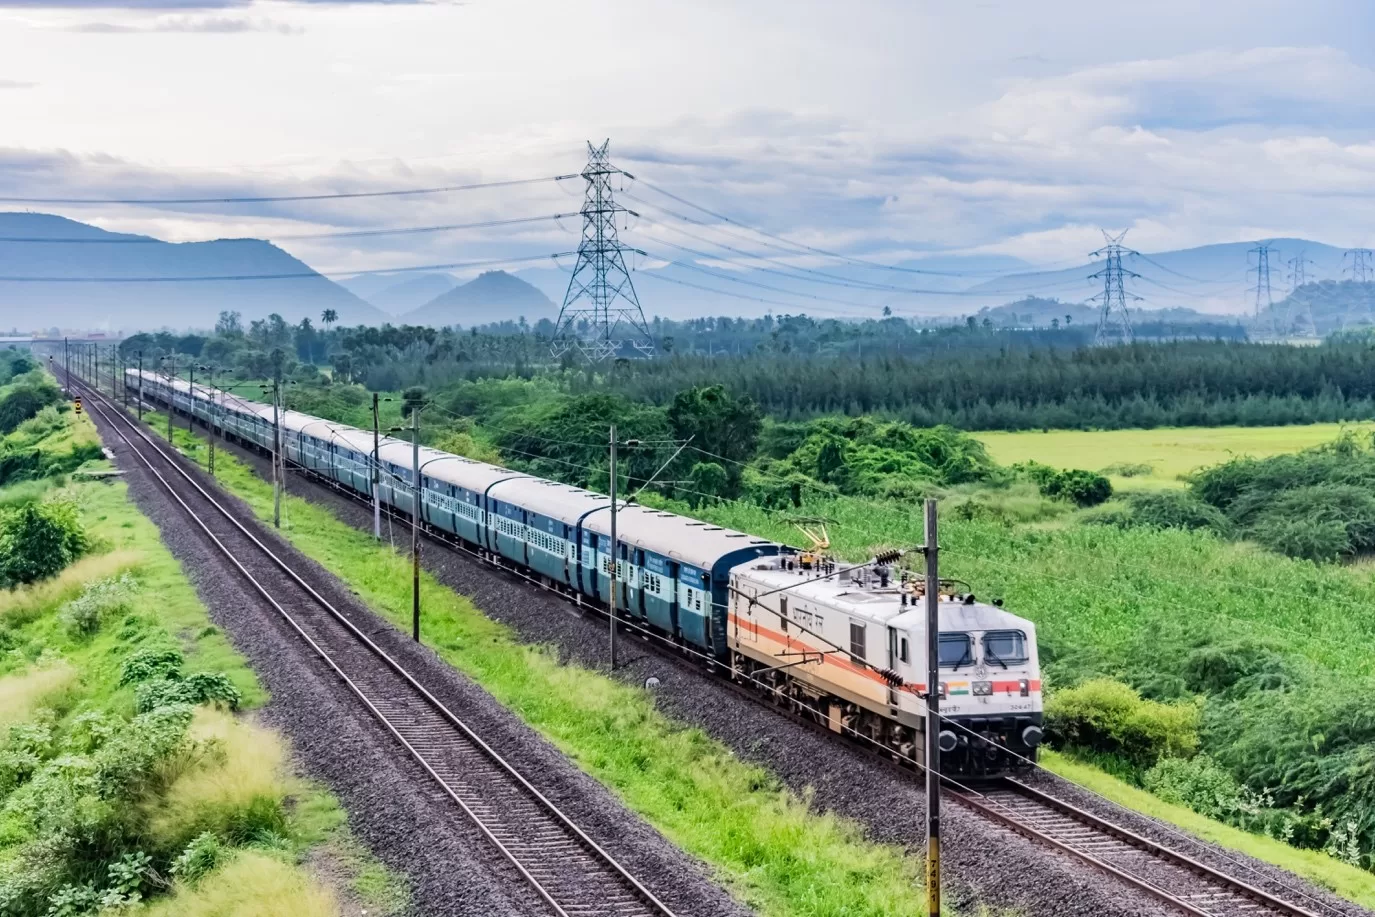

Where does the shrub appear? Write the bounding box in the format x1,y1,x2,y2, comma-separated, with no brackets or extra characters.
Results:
169,832,222,885
141,851,337,917
1143,754,1243,820
1100,461,1154,478
1249,516,1349,563
135,674,241,714
1044,678,1199,768
1016,462,1113,507
1181,641,1289,695
119,648,184,686
0,502,87,587
58,573,138,639
1124,491,1231,534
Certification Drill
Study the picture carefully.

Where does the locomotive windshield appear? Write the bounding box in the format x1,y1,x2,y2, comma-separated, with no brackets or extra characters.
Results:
982,630,1028,666
938,633,973,669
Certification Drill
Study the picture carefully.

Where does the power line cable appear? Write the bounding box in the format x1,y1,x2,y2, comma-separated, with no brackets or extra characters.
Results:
0,251,574,283
0,174,578,205
1130,253,1242,286
0,213,575,244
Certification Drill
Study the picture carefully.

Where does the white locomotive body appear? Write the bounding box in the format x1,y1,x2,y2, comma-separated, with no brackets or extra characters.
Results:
728,554,1043,773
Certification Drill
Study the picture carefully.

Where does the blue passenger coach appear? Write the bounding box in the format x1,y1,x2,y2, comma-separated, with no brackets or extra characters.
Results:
126,370,785,658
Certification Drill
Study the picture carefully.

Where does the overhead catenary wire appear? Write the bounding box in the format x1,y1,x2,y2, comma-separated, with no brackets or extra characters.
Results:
0,174,579,205
0,213,576,244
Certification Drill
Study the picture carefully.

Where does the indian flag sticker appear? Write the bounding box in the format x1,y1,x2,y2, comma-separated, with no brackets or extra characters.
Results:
947,681,971,696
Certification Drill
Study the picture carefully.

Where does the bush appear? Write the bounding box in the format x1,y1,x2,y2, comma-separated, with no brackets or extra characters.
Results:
1044,678,1199,768
0,502,86,587
169,832,222,885
1249,516,1349,563
1143,754,1243,820
1100,461,1154,478
1182,641,1289,695
135,674,241,714
58,573,138,639
120,648,185,686
1123,490,1231,534
1016,462,1113,507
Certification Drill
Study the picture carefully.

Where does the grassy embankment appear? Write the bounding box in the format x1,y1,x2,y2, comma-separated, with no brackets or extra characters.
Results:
0,405,405,915
149,414,970,917
976,422,1375,492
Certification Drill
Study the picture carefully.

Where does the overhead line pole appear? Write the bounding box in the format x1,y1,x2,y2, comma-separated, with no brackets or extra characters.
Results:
372,392,382,540
136,351,144,421
411,404,422,642
271,371,282,528
608,424,619,670
923,497,942,917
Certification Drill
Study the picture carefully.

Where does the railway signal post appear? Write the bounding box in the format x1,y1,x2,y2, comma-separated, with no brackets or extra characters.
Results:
923,497,941,917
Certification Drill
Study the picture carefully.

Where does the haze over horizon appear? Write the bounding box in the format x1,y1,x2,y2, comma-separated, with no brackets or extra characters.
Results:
0,0,1372,325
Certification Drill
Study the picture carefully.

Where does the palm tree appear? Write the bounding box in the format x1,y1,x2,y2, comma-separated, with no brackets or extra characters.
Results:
321,308,338,329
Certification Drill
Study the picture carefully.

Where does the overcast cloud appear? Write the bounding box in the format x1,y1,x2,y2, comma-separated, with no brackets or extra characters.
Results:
0,0,1371,315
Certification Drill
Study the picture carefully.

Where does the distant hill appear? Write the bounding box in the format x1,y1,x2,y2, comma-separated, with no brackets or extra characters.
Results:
963,238,1349,314
0,213,383,332
403,270,558,327
337,272,457,315
1258,280,1375,337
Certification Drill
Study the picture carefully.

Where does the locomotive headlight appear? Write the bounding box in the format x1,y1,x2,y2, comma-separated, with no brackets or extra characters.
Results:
938,682,948,699
1019,678,1030,697
972,681,993,696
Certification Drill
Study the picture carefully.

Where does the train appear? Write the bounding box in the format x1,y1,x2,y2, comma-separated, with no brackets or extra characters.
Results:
125,368,1044,774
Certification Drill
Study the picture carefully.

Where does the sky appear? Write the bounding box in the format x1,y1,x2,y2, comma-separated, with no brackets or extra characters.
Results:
0,0,1373,316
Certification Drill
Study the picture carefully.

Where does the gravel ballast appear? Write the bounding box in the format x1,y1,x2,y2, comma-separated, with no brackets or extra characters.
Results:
193,425,1275,917
86,400,749,917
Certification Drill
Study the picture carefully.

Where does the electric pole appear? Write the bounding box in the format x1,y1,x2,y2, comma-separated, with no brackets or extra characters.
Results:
372,392,382,540
608,424,619,669
63,337,69,393
187,363,196,432
923,498,941,917
552,140,655,360
410,404,421,642
137,352,144,421
1088,230,1140,345
162,356,175,442
271,373,282,528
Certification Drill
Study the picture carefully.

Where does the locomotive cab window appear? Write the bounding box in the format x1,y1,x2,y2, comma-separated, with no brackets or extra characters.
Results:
938,633,974,669
899,637,910,664
982,630,1028,667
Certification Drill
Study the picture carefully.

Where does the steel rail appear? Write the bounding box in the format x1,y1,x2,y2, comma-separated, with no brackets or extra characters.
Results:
122,374,1345,917
72,373,677,917
947,778,1323,917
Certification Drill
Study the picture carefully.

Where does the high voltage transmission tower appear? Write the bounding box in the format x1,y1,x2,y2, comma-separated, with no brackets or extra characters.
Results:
1087,230,1141,345
1344,248,1375,329
1285,251,1317,338
1346,248,1374,284
552,140,654,361
1247,241,1278,335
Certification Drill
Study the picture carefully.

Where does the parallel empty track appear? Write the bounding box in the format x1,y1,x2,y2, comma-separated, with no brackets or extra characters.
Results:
950,778,1331,917
71,375,676,917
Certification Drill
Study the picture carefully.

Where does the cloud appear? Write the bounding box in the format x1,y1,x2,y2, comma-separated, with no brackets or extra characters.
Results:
66,14,301,31
0,79,35,88
4,0,433,8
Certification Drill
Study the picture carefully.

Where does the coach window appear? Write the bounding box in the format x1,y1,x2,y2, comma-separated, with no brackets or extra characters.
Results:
779,596,789,632
849,621,866,661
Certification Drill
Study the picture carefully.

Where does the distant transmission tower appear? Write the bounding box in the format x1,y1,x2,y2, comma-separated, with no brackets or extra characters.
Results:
1088,230,1141,345
1346,248,1374,283
552,140,654,361
1248,242,1278,336
1285,251,1317,337
1344,248,1375,330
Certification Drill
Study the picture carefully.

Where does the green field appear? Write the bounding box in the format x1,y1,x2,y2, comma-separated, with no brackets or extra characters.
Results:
976,423,1375,489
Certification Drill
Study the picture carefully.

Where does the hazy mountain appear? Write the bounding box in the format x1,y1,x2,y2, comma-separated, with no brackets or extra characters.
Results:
1258,280,1375,338
339,272,458,315
0,213,383,332
962,238,1349,315
403,270,558,327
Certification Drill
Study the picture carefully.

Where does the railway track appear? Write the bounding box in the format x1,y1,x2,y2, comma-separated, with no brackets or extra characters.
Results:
70,374,678,917
109,375,1354,917
948,778,1328,917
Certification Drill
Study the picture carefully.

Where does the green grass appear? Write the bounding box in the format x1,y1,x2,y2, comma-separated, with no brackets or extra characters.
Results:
152,415,944,917
1040,751,1375,907
976,423,1374,490
0,466,407,916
